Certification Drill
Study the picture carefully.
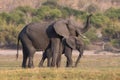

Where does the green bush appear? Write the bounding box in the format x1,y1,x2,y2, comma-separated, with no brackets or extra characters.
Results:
105,8,120,20
110,39,120,48
84,27,98,42
60,7,85,19
42,0,58,8
9,11,25,25
102,21,120,40
0,6,35,25
0,12,11,24
91,13,110,28
86,3,100,13
15,6,34,14
0,21,23,48
34,6,62,20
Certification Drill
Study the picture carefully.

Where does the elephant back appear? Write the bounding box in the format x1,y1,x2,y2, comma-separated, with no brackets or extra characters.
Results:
25,22,50,50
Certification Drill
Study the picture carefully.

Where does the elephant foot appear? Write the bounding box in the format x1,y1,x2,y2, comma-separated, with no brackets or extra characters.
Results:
38,64,43,67
28,66,34,68
22,64,27,68
66,64,73,67
66,65,72,68
22,66,27,68
74,64,78,67
51,61,56,67
56,65,60,68
28,64,34,68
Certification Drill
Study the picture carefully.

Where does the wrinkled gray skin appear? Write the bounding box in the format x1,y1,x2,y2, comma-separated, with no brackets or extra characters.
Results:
17,14,92,68
39,36,84,67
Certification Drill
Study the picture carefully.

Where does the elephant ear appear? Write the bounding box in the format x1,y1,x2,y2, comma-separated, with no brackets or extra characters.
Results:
53,20,70,38
66,37,76,49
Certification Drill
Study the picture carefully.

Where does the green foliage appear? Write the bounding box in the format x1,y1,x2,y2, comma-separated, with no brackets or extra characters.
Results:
102,21,120,40
59,7,86,19
9,11,25,25
105,8,120,20
84,27,98,42
110,39,120,48
34,6,62,20
15,6,34,14
0,6,35,25
86,3,100,13
91,13,110,28
0,12,11,24
0,21,23,48
42,0,58,8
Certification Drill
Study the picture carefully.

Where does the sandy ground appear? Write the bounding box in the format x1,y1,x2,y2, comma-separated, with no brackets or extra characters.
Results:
0,49,120,56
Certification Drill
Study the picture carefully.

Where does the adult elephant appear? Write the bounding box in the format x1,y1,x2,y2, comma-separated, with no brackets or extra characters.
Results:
17,14,92,68
39,36,84,67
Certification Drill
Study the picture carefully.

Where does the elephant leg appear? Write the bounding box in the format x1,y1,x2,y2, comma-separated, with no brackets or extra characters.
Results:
46,48,52,67
75,48,84,67
22,46,28,68
28,48,35,68
51,38,60,67
56,42,63,67
64,47,73,67
39,51,47,67
65,55,73,67
28,57,34,68
39,46,52,67
56,53,62,67
21,41,29,68
47,57,52,67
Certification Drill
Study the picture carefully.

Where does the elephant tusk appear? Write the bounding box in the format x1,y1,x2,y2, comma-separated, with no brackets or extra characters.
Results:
78,34,87,39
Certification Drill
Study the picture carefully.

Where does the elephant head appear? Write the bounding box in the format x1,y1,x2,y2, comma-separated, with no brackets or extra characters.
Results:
53,14,92,38
63,36,84,67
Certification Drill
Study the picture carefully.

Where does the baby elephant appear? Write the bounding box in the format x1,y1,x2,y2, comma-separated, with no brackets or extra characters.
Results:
39,36,84,67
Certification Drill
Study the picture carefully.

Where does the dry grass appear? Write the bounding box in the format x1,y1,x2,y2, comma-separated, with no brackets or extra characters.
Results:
0,52,120,80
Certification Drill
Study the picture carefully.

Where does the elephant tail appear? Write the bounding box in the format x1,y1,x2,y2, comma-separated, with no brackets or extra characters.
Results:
16,36,20,59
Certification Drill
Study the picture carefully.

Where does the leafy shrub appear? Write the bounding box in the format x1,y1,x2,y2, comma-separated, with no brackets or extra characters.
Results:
105,8,120,20
84,27,98,42
110,39,120,48
61,7,86,19
102,21,120,41
0,12,11,24
91,13,110,28
34,6,62,20
15,6,34,14
9,11,25,25
0,21,23,48
86,3,100,13
42,0,58,8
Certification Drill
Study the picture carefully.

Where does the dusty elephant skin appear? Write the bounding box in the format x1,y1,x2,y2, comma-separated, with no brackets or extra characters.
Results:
17,14,92,68
39,36,84,67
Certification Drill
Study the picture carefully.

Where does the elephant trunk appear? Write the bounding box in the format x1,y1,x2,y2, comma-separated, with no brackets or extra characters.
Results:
81,14,92,33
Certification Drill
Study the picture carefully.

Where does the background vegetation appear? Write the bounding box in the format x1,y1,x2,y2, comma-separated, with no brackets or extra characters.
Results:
0,1,120,49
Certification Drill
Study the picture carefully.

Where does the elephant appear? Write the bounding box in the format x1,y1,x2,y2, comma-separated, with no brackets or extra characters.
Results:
39,36,84,67
17,14,92,68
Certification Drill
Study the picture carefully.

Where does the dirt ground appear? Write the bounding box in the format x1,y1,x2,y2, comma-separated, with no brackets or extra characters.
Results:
0,49,120,56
